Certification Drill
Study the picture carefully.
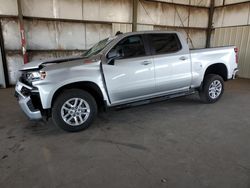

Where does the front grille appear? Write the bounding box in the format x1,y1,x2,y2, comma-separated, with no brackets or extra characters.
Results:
19,72,32,86
20,87,31,96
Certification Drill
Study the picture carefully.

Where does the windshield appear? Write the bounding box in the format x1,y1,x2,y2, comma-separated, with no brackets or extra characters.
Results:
83,37,114,57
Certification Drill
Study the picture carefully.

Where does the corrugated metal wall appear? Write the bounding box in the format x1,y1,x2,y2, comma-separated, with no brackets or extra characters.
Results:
212,26,250,78
0,0,211,85
0,0,131,84
137,0,209,48
1,0,250,83
211,0,250,78
215,0,250,7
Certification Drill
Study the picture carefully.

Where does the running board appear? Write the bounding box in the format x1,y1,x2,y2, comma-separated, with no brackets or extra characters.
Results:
115,90,196,110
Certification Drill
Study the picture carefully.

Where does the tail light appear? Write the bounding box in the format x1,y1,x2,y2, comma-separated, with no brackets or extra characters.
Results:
234,47,238,64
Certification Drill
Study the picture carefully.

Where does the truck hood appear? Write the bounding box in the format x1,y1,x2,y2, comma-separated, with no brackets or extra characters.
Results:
20,56,85,71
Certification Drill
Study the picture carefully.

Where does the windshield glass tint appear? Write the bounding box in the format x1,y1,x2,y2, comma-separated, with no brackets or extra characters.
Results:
83,38,113,57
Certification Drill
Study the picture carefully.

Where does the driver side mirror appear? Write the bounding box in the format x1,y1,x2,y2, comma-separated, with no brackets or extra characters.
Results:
107,48,122,65
107,48,119,59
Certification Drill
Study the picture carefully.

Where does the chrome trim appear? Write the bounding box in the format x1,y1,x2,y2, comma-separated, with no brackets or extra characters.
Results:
15,81,42,120
16,81,32,91
18,96,42,120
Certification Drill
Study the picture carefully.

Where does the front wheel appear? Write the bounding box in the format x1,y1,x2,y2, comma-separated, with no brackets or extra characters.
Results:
52,89,97,132
199,74,224,103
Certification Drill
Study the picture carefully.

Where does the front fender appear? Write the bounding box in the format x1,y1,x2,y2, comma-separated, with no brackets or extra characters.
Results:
32,63,109,109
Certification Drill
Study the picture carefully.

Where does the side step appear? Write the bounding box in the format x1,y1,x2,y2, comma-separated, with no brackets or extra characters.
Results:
115,90,196,110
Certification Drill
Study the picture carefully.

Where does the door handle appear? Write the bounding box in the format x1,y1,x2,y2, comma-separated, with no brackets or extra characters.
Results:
179,56,188,61
141,61,152,65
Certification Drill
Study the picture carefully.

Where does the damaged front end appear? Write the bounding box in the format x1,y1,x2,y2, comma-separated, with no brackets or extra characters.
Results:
15,79,43,120
14,60,54,120
14,55,90,120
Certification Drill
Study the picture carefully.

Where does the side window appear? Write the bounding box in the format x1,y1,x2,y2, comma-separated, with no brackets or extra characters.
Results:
150,34,181,55
111,35,146,59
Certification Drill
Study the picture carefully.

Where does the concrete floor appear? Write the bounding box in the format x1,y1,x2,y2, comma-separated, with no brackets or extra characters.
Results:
0,79,250,188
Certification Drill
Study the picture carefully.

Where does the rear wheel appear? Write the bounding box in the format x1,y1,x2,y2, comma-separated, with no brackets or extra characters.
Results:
52,89,97,132
199,74,224,103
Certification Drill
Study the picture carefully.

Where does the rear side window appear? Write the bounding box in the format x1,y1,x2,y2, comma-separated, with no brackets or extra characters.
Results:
150,34,181,55
112,35,146,59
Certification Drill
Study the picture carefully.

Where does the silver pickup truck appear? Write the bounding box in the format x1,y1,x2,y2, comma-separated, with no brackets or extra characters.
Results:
15,31,238,132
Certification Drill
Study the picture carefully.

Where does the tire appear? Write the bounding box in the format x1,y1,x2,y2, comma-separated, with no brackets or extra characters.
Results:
52,89,97,132
199,74,224,103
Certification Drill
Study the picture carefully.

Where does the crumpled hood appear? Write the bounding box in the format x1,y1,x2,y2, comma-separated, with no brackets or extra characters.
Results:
20,56,85,71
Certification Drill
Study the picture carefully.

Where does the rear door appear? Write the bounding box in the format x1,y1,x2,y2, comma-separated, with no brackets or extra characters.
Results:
148,33,192,93
102,34,155,104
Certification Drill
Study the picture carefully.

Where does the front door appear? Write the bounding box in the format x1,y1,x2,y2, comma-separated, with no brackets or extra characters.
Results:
102,35,155,104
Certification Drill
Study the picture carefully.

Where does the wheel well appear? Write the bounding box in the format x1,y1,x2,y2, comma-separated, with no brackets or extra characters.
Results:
204,63,228,81
52,82,105,109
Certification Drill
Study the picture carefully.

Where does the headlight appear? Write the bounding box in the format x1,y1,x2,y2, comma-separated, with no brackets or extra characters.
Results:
26,71,46,82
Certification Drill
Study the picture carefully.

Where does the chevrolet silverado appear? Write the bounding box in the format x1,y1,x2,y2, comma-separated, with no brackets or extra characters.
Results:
15,31,238,132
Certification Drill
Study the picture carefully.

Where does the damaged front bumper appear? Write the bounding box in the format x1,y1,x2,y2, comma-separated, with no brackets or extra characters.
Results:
15,81,42,120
